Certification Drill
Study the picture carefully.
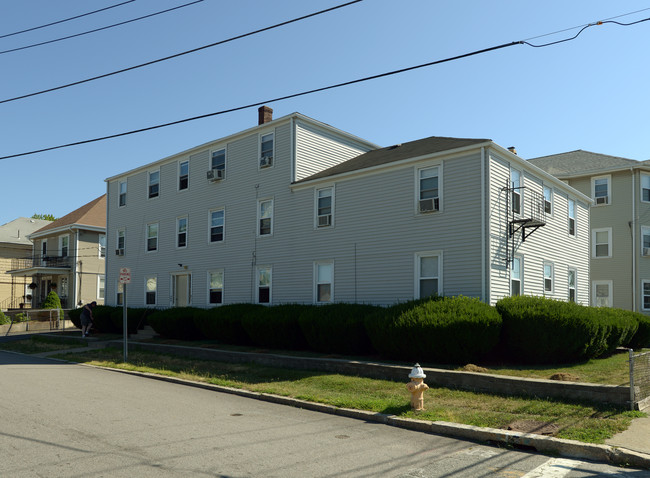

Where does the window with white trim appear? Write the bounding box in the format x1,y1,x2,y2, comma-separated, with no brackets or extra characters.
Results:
568,268,577,303
59,235,69,258
209,209,224,243
258,199,273,236
208,270,224,305
98,275,105,300
148,170,160,199
511,256,522,296
116,282,124,305
592,175,610,205
642,174,650,203
593,228,612,258
116,228,125,254
568,199,576,236
543,185,553,215
99,234,106,258
543,262,554,294
260,133,274,168
177,216,188,248
41,239,47,257
510,168,522,215
642,226,650,256
315,262,333,303
257,266,272,304
418,166,440,213
118,180,127,207
643,280,650,310
593,280,612,307
316,187,333,228
179,160,189,191
146,223,158,252
416,252,441,298
211,148,226,179
145,276,157,305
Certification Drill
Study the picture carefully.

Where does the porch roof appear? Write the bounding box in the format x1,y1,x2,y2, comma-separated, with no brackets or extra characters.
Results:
8,267,71,277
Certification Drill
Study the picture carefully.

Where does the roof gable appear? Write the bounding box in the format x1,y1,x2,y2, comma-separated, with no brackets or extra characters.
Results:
32,195,106,236
0,217,52,245
527,150,639,177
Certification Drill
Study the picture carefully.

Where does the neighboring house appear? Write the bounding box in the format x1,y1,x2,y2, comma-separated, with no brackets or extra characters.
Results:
0,217,52,310
104,107,590,309
8,196,107,308
530,150,650,313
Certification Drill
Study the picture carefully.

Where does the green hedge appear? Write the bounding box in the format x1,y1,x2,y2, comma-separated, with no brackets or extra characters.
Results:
194,303,264,344
68,307,81,328
626,313,650,350
365,296,502,364
0,310,9,325
241,304,312,350
147,307,203,340
298,303,382,355
110,307,152,334
69,305,119,333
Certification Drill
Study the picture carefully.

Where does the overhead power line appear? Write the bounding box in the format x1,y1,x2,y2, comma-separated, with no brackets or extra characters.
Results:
0,0,135,40
1,12,649,161
0,0,364,105
0,0,205,56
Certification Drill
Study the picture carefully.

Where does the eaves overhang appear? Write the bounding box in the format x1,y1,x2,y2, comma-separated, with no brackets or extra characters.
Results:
28,224,105,240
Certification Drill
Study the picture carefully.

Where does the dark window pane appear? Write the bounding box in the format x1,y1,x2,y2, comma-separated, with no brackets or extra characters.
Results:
209,290,222,304
147,238,157,251
178,233,186,248
258,287,270,303
146,292,156,305
179,176,188,190
317,284,331,302
511,280,521,296
420,278,438,298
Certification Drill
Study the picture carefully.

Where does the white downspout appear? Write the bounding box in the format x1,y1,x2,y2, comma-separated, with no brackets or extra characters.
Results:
632,168,636,311
481,147,487,303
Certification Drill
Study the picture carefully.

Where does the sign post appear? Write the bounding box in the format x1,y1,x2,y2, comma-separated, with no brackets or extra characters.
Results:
119,267,131,362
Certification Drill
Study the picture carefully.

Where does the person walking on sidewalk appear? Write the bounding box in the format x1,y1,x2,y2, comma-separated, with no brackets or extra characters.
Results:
80,301,96,337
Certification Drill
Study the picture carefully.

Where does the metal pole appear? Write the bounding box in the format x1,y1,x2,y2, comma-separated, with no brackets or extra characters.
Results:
630,348,635,411
123,285,128,362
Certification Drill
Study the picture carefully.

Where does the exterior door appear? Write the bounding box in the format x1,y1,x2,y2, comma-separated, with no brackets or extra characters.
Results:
174,274,190,307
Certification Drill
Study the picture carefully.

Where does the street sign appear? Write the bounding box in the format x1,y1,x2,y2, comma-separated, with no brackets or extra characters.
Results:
119,267,131,284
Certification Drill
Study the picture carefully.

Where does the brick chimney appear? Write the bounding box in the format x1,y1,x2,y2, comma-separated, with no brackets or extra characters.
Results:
258,106,273,125
508,146,517,155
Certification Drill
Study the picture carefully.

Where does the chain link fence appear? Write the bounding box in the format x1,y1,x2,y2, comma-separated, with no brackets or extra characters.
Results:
630,349,650,410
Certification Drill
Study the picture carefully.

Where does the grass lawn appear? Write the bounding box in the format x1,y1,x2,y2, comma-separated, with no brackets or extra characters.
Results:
0,335,86,354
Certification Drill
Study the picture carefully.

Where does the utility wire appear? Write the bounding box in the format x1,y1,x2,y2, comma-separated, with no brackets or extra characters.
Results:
523,17,650,47
1,12,649,161
0,0,205,56
0,0,135,40
0,0,363,105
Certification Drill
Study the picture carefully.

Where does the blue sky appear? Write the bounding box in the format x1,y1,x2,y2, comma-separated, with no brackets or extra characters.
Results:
1,0,649,226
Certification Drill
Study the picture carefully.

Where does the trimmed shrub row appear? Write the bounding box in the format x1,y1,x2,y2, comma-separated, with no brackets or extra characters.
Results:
68,305,153,334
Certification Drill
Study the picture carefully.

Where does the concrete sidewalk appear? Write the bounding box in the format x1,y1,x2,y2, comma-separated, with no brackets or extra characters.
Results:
607,415,650,456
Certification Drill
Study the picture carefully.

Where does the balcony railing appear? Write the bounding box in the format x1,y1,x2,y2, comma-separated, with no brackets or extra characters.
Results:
10,255,73,271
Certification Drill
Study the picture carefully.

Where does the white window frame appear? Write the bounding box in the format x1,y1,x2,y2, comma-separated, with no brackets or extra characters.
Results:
511,255,522,296
592,280,613,308
259,132,274,169
642,174,650,203
208,270,224,305
416,165,442,214
148,170,160,199
41,239,47,257
59,235,69,258
256,266,272,304
568,268,577,303
543,185,553,216
118,180,127,207
97,275,105,300
568,198,576,237
415,251,442,299
146,223,159,253
98,234,106,258
145,275,157,306
543,261,554,294
116,228,126,254
209,208,225,243
592,175,611,206
314,261,334,303
315,186,334,228
257,198,274,237
592,227,612,258
642,280,650,311
210,148,226,179
642,226,650,257
510,167,522,215
176,216,188,249
178,160,189,191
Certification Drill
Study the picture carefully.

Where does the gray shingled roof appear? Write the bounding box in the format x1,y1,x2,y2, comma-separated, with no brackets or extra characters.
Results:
527,150,639,177
0,217,52,245
295,136,491,183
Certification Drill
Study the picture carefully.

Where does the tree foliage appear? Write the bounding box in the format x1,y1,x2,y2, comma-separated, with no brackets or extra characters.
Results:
31,213,56,221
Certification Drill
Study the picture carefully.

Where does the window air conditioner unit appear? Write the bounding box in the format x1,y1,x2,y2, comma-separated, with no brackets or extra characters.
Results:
596,196,608,205
207,169,224,181
115,249,124,256
260,156,272,168
418,198,439,213
317,214,331,227
644,247,650,257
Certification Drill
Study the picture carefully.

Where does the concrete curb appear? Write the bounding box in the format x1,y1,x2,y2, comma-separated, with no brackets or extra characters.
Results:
82,362,650,470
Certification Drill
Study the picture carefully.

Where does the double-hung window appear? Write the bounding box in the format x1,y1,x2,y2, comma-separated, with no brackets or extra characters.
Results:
568,199,576,236
148,171,160,199
592,175,610,205
208,270,224,305
258,199,273,236
257,266,272,304
98,275,105,300
117,228,125,254
418,166,440,213
642,174,650,202
118,181,127,207
643,226,650,256
315,262,333,303
416,252,441,298
177,216,188,248
568,268,577,303
145,276,157,305
211,148,226,179
209,209,224,243
543,186,552,215
593,228,612,258
60,235,69,258
643,280,650,310
179,161,189,191
316,187,333,227
593,280,612,307
511,256,522,296
543,262,554,294
98,234,106,258
260,133,274,168
147,223,158,252
510,168,522,215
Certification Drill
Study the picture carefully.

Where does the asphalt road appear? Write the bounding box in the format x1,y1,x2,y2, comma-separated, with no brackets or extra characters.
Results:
1,350,649,478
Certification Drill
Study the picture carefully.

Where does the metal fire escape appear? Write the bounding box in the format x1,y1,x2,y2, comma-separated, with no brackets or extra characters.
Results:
503,180,547,268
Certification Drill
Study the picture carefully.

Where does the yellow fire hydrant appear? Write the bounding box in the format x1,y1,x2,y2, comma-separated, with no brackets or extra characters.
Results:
406,363,429,411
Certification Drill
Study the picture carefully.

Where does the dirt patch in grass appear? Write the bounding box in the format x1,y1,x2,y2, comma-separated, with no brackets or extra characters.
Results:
460,364,489,373
506,419,560,436
550,372,581,382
